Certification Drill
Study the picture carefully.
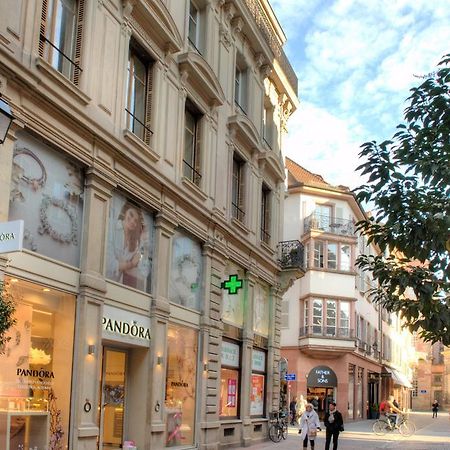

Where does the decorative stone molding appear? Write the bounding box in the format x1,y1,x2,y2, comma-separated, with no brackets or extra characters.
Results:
254,52,265,69
224,2,236,23
0,75,6,95
231,16,244,35
260,64,272,79
219,24,232,49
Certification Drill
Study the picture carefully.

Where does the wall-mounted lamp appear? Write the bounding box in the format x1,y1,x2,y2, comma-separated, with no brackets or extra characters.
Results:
157,355,163,365
88,344,96,356
203,362,208,372
0,96,14,145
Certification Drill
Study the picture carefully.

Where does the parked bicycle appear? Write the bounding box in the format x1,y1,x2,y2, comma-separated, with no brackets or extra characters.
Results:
269,410,288,442
372,413,416,437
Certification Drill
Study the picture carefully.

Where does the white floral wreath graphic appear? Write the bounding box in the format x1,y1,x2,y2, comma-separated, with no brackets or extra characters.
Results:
13,147,48,188
38,195,78,245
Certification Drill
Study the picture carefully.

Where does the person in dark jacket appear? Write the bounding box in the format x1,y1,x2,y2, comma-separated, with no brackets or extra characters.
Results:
432,400,439,418
324,401,344,450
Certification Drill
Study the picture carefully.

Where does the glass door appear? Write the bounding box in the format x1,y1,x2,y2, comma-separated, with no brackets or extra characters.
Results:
99,348,127,450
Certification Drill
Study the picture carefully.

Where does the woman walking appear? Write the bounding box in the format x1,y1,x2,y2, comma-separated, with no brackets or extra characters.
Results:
432,400,439,418
324,401,344,450
299,403,321,449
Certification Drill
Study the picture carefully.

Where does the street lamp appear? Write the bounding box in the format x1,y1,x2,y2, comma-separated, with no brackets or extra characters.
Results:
0,96,14,144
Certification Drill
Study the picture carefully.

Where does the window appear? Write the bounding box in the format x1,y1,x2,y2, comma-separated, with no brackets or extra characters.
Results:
304,243,310,268
306,299,351,337
340,302,350,337
340,244,351,271
263,105,274,147
232,154,245,222
327,243,337,269
183,101,202,186
250,350,266,416
126,40,154,144
304,300,309,330
312,299,323,334
188,0,202,53
412,378,418,397
326,300,337,336
39,0,84,83
234,63,247,114
433,375,442,384
314,241,324,268
315,204,332,230
260,184,271,244
221,341,240,418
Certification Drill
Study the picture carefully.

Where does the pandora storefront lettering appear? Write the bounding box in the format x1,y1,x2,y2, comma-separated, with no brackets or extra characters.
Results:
102,317,151,340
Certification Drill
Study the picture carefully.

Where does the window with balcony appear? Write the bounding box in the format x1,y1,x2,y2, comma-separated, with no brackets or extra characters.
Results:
183,100,203,186
188,0,203,54
39,0,85,84
126,40,154,144
234,58,248,114
232,154,245,222
260,184,271,244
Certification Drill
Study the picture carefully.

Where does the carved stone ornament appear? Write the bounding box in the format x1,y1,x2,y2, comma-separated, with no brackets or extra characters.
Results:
219,25,232,49
231,16,244,35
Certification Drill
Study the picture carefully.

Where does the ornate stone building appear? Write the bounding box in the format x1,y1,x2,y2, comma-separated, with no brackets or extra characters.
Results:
0,0,301,448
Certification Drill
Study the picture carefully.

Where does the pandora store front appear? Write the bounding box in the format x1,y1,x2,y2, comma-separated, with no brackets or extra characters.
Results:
0,277,75,450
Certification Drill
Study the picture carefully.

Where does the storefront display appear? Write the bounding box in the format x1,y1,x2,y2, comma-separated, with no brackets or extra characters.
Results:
220,341,240,418
0,278,75,450
250,350,266,416
222,263,245,327
165,324,198,447
169,231,203,311
9,132,84,266
106,193,154,293
253,283,269,337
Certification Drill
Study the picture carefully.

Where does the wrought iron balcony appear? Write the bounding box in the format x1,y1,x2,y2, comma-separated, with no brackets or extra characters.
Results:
241,0,298,95
278,240,304,270
303,213,355,236
299,326,355,339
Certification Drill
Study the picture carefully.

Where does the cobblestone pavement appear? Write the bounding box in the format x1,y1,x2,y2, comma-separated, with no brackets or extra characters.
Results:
233,412,450,450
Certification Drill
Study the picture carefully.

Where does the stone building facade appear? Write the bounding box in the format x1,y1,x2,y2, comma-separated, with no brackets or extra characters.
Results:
0,1,301,448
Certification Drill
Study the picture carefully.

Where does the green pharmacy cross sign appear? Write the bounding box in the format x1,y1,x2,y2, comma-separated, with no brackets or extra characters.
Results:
221,274,243,295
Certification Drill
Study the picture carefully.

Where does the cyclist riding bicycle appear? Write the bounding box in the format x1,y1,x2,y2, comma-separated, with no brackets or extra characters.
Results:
380,395,402,427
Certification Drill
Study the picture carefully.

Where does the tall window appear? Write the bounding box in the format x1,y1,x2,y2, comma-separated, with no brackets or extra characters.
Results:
263,105,274,147
188,0,201,53
39,0,84,83
314,241,324,268
126,40,154,144
232,154,245,222
312,299,323,334
340,244,351,270
315,204,332,230
327,243,337,269
339,302,350,337
260,184,271,244
304,300,309,330
183,102,202,186
220,341,240,418
234,64,247,114
326,300,337,336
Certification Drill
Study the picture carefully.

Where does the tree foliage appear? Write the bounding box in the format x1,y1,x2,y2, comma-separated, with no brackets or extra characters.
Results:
0,281,17,353
355,53,450,345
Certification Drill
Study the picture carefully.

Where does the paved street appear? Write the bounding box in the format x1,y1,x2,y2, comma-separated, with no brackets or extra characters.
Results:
236,412,450,449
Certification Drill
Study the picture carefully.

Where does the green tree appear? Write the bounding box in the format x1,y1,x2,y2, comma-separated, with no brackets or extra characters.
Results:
355,53,450,345
0,281,16,353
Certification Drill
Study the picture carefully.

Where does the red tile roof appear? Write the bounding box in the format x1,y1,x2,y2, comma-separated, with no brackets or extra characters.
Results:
285,157,330,187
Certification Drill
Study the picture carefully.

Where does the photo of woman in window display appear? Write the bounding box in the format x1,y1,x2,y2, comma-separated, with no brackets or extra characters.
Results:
106,195,153,292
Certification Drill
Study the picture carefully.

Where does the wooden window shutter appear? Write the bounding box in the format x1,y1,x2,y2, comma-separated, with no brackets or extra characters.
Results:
39,0,49,57
144,64,153,145
73,0,85,86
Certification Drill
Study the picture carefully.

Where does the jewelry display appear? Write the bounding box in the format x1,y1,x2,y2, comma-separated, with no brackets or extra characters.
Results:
38,195,79,245
13,148,47,191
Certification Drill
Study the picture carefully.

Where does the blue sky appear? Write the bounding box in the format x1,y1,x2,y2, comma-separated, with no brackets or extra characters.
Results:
270,0,450,188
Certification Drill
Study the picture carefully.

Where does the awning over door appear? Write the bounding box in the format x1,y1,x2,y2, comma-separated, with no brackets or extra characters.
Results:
383,366,412,389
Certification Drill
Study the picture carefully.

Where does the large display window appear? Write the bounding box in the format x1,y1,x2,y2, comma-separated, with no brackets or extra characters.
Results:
0,278,75,450
253,283,269,337
169,231,203,311
250,350,266,416
9,132,84,267
106,193,154,293
222,263,245,327
220,341,240,418
165,324,198,447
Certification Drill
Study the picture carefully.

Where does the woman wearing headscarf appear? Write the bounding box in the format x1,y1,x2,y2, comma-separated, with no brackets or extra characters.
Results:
299,403,321,449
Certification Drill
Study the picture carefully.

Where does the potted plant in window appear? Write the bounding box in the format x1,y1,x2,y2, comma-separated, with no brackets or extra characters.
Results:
369,403,380,419
0,281,16,354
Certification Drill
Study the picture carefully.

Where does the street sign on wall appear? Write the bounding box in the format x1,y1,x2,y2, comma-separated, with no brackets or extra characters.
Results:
285,373,296,381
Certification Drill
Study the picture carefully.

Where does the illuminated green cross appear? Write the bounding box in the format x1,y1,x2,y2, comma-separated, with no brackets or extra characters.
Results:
221,274,243,295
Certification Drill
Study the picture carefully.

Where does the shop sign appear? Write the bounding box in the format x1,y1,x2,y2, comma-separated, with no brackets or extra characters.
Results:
102,305,151,347
221,341,240,368
252,350,266,372
420,389,427,394
307,365,337,387
0,220,24,254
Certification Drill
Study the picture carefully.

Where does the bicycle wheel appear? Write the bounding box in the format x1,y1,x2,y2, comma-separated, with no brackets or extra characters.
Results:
373,420,388,436
281,421,288,439
269,424,282,442
399,420,416,437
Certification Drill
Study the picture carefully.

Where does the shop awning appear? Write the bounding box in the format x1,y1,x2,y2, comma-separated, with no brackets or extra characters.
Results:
383,367,413,389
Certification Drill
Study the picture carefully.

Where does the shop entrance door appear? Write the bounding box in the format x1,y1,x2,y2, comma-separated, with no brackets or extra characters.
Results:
99,348,127,450
307,387,335,420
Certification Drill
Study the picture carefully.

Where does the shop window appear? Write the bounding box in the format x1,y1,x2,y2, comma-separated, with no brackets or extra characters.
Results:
253,283,269,337
222,263,245,328
165,324,198,447
9,132,84,267
39,0,85,84
169,230,203,311
126,39,154,145
250,350,266,416
220,341,240,418
106,193,154,293
0,278,75,450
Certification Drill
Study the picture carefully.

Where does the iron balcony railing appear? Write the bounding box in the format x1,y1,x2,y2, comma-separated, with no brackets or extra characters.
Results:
278,240,304,270
304,213,355,236
183,159,202,186
231,202,246,222
242,0,298,95
299,326,355,339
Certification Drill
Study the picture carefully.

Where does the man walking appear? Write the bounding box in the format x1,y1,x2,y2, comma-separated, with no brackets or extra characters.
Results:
324,401,343,450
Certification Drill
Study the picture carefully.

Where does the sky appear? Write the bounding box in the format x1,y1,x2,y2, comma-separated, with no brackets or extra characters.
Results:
270,0,450,189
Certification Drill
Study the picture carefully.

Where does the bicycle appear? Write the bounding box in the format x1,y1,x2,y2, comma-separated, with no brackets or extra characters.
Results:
372,413,416,437
268,410,288,442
